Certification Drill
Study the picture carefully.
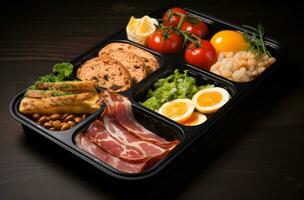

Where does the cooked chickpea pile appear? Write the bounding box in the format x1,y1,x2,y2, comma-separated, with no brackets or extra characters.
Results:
30,113,87,131
210,51,276,82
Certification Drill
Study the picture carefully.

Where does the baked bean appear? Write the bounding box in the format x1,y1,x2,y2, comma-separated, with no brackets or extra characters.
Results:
61,114,68,119
53,120,62,130
31,113,87,131
61,122,70,131
43,121,53,128
32,113,40,119
74,117,82,123
64,114,74,122
38,116,48,124
50,113,61,120
67,121,75,127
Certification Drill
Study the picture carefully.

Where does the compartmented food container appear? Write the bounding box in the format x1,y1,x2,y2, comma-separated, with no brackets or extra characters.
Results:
10,8,285,180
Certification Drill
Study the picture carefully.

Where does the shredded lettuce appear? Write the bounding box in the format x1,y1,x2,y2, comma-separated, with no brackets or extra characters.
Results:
142,69,214,111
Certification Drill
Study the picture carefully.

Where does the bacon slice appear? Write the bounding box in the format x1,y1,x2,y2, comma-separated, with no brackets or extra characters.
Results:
85,120,149,163
75,133,145,173
103,115,169,158
100,90,179,149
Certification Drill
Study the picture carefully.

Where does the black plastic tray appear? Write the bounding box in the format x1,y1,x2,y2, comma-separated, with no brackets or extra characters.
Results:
9,7,286,180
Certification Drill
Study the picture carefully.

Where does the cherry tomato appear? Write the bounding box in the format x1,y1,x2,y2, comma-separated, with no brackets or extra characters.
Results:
185,40,217,70
146,29,183,53
163,7,187,27
181,20,209,38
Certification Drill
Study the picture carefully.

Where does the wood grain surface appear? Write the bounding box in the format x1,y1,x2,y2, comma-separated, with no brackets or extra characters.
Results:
1,0,304,199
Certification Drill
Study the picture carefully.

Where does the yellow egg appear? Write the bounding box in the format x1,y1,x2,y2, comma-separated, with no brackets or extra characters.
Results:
180,112,207,126
126,16,138,33
126,15,158,45
158,99,194,123
210,30,248,54
192,87,230,114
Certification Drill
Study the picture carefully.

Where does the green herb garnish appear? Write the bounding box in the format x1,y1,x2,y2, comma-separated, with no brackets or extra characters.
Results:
242,23,271,58
29,62,74,89
53,62,74,81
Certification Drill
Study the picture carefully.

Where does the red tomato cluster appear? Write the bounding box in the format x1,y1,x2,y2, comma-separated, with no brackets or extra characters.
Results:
145,7,217,70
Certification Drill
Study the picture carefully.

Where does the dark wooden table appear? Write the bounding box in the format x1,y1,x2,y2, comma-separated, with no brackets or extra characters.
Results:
1,0,304,199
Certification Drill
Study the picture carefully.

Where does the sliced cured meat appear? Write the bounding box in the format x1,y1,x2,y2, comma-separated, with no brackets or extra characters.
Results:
75,133,145,173
85,120,149,163
76,91,180,173
103,116,169,158
100,90,180,149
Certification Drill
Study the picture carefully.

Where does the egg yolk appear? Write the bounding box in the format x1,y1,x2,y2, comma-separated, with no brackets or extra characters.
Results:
181,113,199,125
210,30,248,54
137,20,150,33
127,16,137,32
197,92,223,107
162,102,188,118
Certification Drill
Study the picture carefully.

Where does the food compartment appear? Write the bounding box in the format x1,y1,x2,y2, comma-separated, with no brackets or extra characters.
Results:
73,97,184,175
14,93,104,133
132,64,236,127
25,113,90,132
17,78,102,132
183,9,281,83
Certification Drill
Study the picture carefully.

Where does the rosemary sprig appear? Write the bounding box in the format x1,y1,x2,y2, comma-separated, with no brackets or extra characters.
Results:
242,23,271,57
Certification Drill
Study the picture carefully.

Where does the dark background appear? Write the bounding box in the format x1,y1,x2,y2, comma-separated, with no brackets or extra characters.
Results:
1,0,304,199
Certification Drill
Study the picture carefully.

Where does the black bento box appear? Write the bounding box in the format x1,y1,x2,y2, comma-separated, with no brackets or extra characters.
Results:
9,8,286,180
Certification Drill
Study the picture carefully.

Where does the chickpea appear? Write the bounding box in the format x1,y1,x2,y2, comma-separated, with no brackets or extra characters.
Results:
218,52,225,61
258,67,266,73
221,70,232,78
226,52,233,58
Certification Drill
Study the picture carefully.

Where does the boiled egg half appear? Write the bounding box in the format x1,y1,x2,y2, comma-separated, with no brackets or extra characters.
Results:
180,112,207,126
192,87,230,114
158,98,194,123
